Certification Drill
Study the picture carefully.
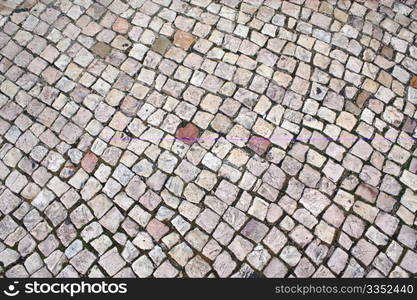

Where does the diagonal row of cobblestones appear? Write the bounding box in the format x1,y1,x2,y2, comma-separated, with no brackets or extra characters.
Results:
0,0,416,278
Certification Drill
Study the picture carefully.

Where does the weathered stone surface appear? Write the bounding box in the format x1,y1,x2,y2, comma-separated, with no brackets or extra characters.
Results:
92,42,111,58
410,75,417,89
247,136,270,155
152,36,172,55
1,0,415,280
176,123,199,145
81,152,98,173
173,30,195,50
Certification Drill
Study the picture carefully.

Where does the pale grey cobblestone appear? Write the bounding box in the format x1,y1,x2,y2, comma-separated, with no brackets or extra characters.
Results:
0,0,416,278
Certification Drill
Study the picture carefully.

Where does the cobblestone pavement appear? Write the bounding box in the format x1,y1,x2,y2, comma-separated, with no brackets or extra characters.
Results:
0,0,416,278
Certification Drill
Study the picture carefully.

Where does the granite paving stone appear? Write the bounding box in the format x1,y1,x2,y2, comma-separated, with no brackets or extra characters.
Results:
0,0,416,279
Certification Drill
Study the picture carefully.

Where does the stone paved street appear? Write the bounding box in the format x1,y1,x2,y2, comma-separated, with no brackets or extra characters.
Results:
0,0,416,278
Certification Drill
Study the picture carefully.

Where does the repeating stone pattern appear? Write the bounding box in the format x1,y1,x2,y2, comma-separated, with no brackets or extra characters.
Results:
0,0,416,278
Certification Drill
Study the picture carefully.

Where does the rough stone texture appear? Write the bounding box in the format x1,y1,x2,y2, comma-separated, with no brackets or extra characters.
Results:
173,30,195,50
0,0,416,279
247,136,271,156
175,123,200,145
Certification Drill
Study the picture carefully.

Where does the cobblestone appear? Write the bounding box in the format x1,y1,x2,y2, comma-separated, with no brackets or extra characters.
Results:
0,0,416,279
